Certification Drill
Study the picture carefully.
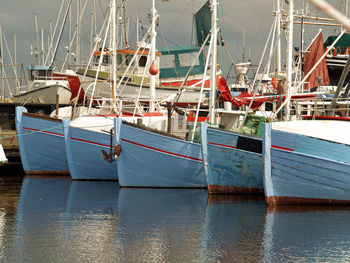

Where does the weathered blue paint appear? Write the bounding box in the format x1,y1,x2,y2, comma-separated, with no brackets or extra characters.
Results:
15,106,69,174
263,122,350,205
200,122,264,194
117,123,206,188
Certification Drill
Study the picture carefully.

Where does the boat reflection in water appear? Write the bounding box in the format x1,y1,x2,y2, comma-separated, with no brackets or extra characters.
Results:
14,176,71,262
6,177,350,262
200,195,266,262
263,206,350,262
62,181,120,262
116,188,208,262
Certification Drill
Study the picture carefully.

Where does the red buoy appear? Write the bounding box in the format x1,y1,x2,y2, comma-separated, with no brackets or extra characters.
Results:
149,62,159,75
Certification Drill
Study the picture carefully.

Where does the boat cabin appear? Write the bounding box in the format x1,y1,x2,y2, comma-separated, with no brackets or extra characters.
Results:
157,45,205,81
25,66,54,82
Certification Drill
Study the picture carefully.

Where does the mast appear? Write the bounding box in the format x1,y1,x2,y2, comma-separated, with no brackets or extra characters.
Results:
41,28,44,65
149,0,157,112
112,0,117,100
68,4,72,67
122,0,129,49
34,12,40,65
136,17,139,43
49,0,73,68
209,0,218,124
76,0,81,65
285,0,294,120
277,0,281,72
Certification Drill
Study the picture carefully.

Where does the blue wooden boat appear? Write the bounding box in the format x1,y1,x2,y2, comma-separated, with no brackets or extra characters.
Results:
263,120,350,205
63,116,121,180
117,122,206,188
200,122,264,194
15,106,69,175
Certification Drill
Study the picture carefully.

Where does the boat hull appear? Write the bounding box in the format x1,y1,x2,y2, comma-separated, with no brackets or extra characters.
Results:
78,73,208,105
200,123,264,194
53,71,84,102
15,107,69,175
117,122,206,188
13,85,72,104
263,121,350,205
63,117,120,180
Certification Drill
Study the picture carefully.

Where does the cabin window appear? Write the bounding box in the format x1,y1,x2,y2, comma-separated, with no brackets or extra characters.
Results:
93,55,100,65
116,54,123,65
179,52,199,67
160,54,175,69
139,56,147,67
125,55,134,66
30,69,52,80
103,55,110,65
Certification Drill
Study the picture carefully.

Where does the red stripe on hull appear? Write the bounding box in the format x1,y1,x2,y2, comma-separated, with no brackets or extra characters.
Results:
161,78,211,87
266,196,350,206
71,137,109,148
121,138,203,162
271,145,294,152
208,185,264,194
23,127,64,137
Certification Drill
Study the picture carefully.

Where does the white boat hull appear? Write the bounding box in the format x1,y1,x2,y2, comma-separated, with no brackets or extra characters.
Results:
13,84,72,104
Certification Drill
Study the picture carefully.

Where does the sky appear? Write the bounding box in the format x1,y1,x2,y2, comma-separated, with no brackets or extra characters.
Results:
0,0,346,78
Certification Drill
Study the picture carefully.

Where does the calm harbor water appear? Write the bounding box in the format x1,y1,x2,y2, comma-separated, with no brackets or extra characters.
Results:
1,174,350,262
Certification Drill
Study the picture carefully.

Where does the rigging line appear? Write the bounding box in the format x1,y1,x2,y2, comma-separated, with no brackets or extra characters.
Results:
0,31,20,90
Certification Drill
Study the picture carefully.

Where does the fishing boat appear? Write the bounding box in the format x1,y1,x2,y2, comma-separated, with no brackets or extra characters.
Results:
15,106,70,175
200,119,264,194
13,66,72,104
63,105,174,181
115,0,222,188
262,0,350,206
263,120,350,205
53,69,84,103
117,119,205,187
77,43,220,105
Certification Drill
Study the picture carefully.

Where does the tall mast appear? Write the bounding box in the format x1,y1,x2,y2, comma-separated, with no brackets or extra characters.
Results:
286,0,294,120
112,0,117,100
123,0,129,49
76,0,81,65
209,0,218,124
149,0,157,112
34,12,40,65
276,0,281,72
